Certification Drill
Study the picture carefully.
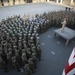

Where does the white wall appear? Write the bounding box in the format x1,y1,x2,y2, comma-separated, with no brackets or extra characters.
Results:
63,0,71,5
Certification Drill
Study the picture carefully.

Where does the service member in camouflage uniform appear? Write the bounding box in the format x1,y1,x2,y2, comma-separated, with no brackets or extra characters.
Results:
24,64,32,75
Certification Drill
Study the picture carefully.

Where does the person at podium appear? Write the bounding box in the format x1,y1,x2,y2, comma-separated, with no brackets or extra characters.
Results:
61,18,67,32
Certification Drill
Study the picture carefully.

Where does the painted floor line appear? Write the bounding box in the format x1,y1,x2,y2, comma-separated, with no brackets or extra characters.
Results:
42,43,45,45
57,41,60,44
20,69,24,72
48,35,51,38
51,51,55,55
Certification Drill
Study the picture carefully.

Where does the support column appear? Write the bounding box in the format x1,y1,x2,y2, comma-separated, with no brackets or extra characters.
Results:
32,0,37,3
70,0,74,5
47,0,50,2
44,0,46,2
1,0,4,6
56,0,59,3
60,0,63,4
39,0,41,2
41,0,45,2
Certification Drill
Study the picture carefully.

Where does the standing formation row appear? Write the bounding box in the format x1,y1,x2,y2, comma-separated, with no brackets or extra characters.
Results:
0,15,42,74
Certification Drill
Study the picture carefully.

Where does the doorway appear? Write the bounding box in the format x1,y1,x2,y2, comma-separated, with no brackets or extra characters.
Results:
25,0,32,3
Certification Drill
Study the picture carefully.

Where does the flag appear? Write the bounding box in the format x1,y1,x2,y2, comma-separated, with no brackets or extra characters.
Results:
62,47,75,75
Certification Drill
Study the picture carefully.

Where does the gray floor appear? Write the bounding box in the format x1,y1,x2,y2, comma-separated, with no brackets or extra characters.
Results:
0,2,75,75
0,2,65,21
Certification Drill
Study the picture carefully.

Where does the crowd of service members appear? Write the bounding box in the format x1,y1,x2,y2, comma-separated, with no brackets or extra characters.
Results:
0,10,75,75
0,15,42,75
40,10,75,29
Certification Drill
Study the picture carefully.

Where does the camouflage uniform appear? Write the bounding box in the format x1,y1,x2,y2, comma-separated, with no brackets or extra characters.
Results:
24,64,32,75
28,58,35,73
36,45,42,61
26,48,31,59
21,53,28,66
0,56,8,72
15,50,21,66
31,53,38,68
11,56,20,72
0,56,5,69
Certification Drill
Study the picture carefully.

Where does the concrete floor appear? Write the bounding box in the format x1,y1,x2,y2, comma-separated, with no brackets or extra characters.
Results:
0,2,65,21
0,2,75,75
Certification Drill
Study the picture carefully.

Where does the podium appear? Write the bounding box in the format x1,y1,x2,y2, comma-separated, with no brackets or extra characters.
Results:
54,27,75,46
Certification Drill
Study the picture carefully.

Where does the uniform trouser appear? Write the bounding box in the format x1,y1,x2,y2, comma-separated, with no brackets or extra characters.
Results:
25,70,32,75
13,63,20,71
